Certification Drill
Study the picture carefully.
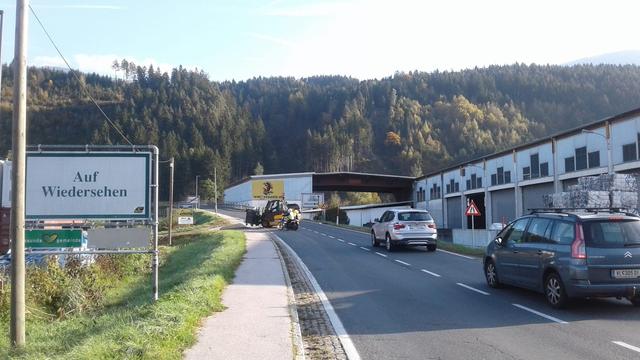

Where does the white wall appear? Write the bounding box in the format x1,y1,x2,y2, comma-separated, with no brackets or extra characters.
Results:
345,205,411,227
486,154,515,186
516,142,554,180
611,116,640,164
427,199,444,227
223,174,313,208
462,161,485,191
426,174,442,201
443,169,461,195
453,229,500,249
556,126,607,174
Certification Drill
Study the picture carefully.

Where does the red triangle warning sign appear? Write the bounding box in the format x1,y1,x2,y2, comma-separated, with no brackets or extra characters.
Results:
465,200,481,217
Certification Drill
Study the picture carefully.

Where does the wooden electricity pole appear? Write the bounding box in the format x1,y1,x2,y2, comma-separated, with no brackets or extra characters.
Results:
168,157,174,246
10,0,28,348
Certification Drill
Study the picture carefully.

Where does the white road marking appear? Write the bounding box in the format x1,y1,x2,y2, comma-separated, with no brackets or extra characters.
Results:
321,233,328,237
612,341,640,353
329,235,335,239
375,252,388,258
512,304,568,324
437,249,475,260
359,247,371,251
313,231,319,234
271,234,361,360
348,242,357,246
394,259,411,266
421,269,441,277
456,283,490,296
338,239,345,243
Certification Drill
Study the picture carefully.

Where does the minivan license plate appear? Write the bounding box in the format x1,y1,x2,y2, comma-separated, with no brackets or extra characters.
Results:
612,269,640,279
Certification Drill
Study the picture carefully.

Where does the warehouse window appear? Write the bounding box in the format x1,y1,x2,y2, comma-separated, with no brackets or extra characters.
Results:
497,167,504,185
477,177,482,188
565,156,575,172
446,184,451,193
588,151,600,168
623,143,637,162
540,162,549,177
466,179,471,190
530,153,540,178
454,182,460,192
491,174,497,186
575,147,587,171
523,166,531,181
504,171,511,183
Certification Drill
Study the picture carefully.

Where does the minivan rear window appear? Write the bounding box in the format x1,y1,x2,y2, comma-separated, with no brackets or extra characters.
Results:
583,220,640,248
398,212,433,221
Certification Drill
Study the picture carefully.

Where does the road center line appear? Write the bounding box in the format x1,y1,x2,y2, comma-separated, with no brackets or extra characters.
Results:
337,239,345,243
375,252,388,258
359,247,370,251
329,235,335,239
348,242,357,246
512,303,568,324
421,269,441,277
612,341,640,353
394,259,411,266
437,249,475,260
456,283,490,296
321,233,328,236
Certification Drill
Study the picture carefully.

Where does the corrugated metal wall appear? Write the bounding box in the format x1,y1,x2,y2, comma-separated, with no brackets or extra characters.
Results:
446,197,462,229
491,188,516,224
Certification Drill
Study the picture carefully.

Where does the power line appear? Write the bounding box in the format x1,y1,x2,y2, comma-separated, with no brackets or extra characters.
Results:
28,5,134,146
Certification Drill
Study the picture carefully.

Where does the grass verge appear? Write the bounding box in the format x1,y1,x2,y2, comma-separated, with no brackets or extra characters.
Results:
1,229,245,359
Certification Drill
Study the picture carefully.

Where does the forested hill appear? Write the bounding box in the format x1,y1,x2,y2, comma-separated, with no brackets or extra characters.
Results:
0,63,639,199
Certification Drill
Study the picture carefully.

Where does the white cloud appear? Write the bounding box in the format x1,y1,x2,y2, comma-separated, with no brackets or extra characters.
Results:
248,32,296,47
264,2,352,17
32,55,67,69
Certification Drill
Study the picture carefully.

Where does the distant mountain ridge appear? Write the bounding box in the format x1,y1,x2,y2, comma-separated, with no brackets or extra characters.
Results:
566,50,640,66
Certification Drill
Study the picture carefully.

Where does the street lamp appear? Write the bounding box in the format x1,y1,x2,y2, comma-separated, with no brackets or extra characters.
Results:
582,129,612,174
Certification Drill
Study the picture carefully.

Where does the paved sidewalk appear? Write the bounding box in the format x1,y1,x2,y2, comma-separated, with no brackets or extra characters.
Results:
184,222,294,359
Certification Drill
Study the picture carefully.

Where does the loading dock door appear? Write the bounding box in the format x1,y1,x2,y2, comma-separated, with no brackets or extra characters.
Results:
446,197,462,229
521,182,555,214
491,188,516,225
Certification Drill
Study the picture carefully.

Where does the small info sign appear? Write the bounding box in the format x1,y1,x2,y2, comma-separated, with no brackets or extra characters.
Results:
178,216,194,225
26,229,83,248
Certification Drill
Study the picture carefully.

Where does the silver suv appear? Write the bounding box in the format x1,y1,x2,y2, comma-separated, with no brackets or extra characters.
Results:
371,209,437,252
484,209,640,308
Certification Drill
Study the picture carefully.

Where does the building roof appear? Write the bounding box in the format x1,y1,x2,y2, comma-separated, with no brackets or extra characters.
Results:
416,106,640,181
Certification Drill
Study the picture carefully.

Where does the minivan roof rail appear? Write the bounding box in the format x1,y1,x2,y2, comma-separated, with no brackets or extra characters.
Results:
528,207,639,217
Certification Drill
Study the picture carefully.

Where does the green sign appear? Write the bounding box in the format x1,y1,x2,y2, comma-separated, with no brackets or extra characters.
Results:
26,229,83,248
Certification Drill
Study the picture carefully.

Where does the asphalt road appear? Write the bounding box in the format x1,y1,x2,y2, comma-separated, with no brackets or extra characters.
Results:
214,209,640,359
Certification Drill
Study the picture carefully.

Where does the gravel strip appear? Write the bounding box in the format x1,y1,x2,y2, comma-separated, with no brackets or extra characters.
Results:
273,239,348,360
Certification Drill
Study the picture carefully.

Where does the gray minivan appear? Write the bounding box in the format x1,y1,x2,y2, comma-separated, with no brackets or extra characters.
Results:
484,209,640,308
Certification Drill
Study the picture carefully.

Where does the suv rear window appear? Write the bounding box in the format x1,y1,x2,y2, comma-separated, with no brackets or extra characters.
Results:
397,212,433,221
583,220,640,248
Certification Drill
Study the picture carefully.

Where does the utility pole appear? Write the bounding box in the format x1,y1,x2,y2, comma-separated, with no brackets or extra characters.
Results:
10,0,28,348
195,175,199,209
214,168,218,214
168,157,174,246
0,10,5,108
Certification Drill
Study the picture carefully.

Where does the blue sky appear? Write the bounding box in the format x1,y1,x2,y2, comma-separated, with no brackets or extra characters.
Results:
0,0,638,81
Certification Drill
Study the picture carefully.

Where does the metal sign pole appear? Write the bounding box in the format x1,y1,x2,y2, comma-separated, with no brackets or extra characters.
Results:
152,148,159,301
471,215,475,247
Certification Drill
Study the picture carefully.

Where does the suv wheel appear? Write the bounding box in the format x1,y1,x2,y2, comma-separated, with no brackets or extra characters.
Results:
371,231,379,247
484,259,501,288
544,272,568,308
385,234,394,252
426,244,437,252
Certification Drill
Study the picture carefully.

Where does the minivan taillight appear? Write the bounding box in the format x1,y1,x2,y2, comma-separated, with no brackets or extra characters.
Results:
571,223,586,259
393,223,406,230
428,223,436,229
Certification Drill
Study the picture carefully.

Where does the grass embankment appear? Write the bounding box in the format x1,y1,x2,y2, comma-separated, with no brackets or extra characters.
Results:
314,220,485,257
0,214,245,359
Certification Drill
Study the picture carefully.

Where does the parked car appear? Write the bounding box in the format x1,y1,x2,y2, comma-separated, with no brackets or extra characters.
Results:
484,209,640,308
371,209,437,252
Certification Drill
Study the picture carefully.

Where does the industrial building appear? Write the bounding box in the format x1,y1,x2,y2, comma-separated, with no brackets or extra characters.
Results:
415,107,640,230
225,107,640,234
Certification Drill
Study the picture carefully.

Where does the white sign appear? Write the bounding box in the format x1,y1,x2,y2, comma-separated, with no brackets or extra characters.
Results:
178,216,194,225
1,161,11,208
26,152,151,220
87,228,151,249
302,193,324,208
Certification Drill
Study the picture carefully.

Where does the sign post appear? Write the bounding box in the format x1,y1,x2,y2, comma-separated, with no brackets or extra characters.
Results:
465,200,481,247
